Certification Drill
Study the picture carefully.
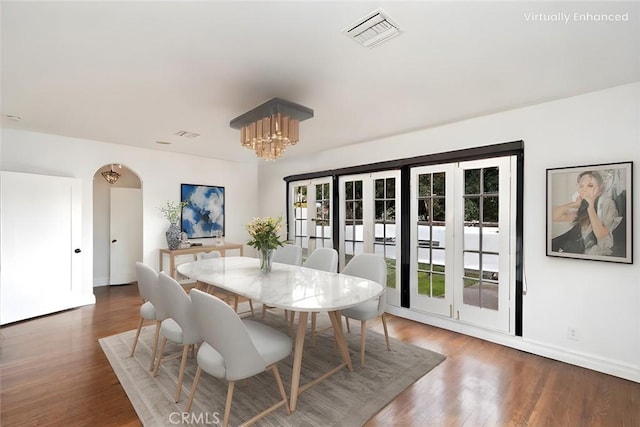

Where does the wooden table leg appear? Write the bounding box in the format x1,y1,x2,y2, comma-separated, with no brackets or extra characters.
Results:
328,311,353,372
289,311,308,412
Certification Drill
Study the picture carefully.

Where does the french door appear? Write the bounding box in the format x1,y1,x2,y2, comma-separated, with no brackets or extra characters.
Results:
289,177,333,259
339,171,401,307
410,164,455,317
410,156,516,332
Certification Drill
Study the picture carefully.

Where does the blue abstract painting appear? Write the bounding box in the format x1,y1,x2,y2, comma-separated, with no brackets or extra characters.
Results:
181,184,225,238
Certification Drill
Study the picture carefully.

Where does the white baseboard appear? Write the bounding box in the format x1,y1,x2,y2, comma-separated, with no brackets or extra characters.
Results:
93,276,110,287
386,305,639,383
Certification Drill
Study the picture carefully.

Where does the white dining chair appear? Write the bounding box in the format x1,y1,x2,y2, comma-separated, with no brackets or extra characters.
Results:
193,251,222,292
272,244,303,266
340,253,390,366
185,289,292,427
302,248,339,346
194,251,254,316
196,250,221,260
263,244,303,321
153,272,201,402
130,262,169,371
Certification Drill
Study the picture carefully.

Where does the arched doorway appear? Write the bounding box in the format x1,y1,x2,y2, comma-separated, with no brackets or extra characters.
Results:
93,164,142,286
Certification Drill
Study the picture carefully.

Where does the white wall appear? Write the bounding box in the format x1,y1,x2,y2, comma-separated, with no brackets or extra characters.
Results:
1,129,258,301
258,82,640,382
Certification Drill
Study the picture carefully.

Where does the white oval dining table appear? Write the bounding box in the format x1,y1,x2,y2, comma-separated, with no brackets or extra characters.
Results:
177,256,384,411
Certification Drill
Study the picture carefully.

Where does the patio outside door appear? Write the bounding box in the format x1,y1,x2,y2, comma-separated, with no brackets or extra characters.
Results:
339,171,401,307
289,178,332,259
410,156,516,332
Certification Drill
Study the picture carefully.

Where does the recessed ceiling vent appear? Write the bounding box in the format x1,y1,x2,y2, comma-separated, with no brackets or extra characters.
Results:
344,9,400,48
174,130,200,138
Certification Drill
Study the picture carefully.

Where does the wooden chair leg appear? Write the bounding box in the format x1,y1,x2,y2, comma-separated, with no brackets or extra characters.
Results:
150,321,162,371
381,313,391,351
233,296,239,312
271,365,291,415
130,317,144,357
360,320,367,367
248,300,254,315
185,366,202,412
174,345,191,402
223,381,236,427
345,316,351,333
311,312,317,347
153,337,168,377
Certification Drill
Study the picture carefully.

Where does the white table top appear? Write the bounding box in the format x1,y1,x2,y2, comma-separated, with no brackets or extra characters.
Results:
177,256,384,312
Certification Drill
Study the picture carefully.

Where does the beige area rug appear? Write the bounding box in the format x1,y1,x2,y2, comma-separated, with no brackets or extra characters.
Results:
99,309,445,427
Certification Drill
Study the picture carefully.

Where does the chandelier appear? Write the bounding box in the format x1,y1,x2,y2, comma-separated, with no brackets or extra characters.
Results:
101,164,121,184
230,98,313,161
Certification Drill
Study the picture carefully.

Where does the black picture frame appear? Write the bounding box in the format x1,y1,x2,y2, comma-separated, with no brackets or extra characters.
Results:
546,161,632,263
180,183,225,238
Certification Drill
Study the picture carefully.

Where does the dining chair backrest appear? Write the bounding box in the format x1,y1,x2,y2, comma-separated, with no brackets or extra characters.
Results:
136,261,171,319
158,272,200,344
196,251,221,260
342,253,387,313
272,244,302,266
303,248,338,273
136,261,158,302
190,288,265,381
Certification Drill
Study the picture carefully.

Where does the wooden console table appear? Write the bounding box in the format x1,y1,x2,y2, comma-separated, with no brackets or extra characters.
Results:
159,242,244,279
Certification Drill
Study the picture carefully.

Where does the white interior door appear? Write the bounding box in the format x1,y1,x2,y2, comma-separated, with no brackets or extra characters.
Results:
109,187,142,285
1,171,82,324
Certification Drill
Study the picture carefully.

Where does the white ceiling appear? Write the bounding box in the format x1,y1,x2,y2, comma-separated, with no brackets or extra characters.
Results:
2,1,639,163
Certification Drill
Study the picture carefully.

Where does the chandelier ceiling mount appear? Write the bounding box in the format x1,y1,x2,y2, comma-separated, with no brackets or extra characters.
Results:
101,164,121,184
230,98,313,161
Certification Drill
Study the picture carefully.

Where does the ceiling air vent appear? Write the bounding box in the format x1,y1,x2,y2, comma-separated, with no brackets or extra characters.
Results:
174,130,200,139
344,9,400,48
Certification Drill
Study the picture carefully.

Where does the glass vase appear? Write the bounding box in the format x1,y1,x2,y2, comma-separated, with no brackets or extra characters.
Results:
259,247,274,272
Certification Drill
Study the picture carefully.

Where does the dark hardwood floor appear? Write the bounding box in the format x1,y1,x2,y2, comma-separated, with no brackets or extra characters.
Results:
1,284,638,426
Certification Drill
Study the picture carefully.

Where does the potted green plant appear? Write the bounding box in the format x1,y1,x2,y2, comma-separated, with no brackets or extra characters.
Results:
159,201,187,250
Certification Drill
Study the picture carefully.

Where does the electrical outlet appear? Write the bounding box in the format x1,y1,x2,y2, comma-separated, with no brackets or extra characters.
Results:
567,327,579,341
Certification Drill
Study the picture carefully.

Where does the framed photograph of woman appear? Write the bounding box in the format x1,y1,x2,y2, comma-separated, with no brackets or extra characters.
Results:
546,161,633,263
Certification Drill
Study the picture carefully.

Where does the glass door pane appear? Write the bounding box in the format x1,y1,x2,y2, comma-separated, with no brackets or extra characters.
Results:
291,184,308,257
372,172,401,301
462,166,500,311
454,157,514,333
340,171,401,306
289,177,332,260
342,178,364,267
410,164,454,317
313,182,332,251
